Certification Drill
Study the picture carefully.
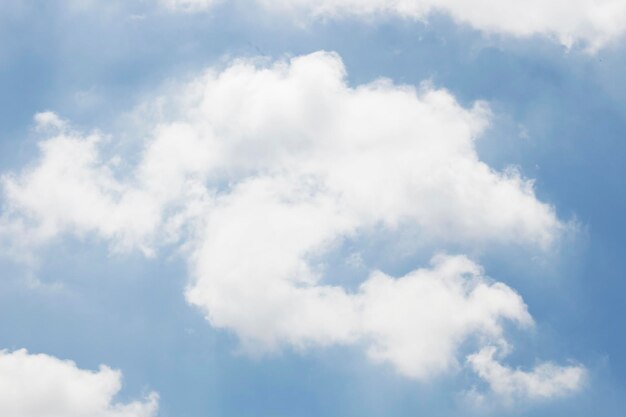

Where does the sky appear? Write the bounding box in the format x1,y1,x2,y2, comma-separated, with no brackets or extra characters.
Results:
1,1,626,416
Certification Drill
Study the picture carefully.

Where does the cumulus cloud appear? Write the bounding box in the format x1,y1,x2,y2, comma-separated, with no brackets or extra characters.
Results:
357,255,534,378
0,52,578,397
2,51,560,254
190,251,534,379
0,349,158,417
467,346,586,402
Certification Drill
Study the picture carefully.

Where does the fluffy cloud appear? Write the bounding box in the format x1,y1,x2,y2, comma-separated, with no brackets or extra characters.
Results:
0,349,158,417
357,255,533,378
190,249,534,379
0,51,578,397
162,0,626,50
2,51,560,254
0,115,213,256
468,346,586,402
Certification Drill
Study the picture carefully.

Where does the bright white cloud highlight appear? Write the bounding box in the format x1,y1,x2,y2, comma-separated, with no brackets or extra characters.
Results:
0,349,158,417
468,346,586,401
0,52,579,397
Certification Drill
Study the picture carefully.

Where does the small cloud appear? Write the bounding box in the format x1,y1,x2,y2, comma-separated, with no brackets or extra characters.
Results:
467,346,586,404
0,349,159,417
33,111,66,132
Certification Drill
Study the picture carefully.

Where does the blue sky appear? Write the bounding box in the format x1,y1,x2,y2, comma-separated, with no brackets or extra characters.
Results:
1,1,626,416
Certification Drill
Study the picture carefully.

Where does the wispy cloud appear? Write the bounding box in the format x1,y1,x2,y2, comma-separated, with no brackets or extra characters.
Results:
161,0,626,51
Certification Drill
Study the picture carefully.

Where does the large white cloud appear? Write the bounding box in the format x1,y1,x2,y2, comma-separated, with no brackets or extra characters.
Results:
163,0,626,50
0,51,580,398
1,52,559,251
0,349,158,417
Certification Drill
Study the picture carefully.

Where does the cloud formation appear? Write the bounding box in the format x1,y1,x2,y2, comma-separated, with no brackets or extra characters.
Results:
468,346,586,402
163,0,626,50
1,52,559,252
0,51,580,399
0,349,158,417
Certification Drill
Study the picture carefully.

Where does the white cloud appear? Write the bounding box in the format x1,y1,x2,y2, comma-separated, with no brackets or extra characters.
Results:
2,52,561,254
0,118,213,256
189,250,533,380
356,255,533,378
0,52,578,396
162,0,626,50
467,346,586,402
282,0,626,50
265,0,626,48
34,111,67,131
0,349,158,417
